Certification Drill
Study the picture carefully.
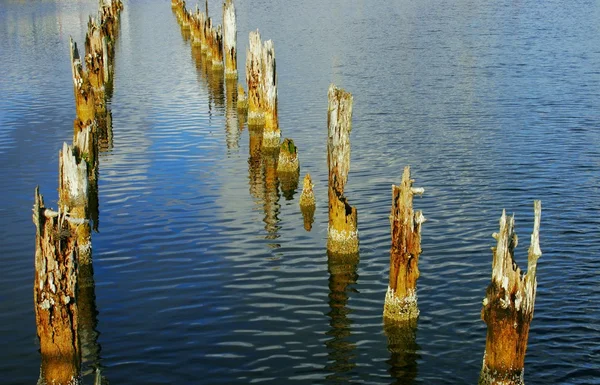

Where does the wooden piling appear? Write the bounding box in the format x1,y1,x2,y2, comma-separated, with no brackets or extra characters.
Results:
261,39,280,148
70,39,95,124
33,187,81,385
277,138,299,173
479,201,542,385
246,30,265,126
211,25,224,70
327,84,358,255
223,0,237,79
299,173,316,231
383,166,425,323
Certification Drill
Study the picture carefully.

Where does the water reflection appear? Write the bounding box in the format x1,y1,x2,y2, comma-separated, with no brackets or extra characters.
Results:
325,252,359,383
190,44,225,115
383,321,420,385
78,261,107,384
224,78,241,151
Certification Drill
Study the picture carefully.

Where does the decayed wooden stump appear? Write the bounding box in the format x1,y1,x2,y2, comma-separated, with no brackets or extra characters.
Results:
327,84,358,255
73,119,100,231
246,30,265,126
261,39,280,148
277,138,299,173
70,39,95,124
299,173,316,231
384,166,425,323
33,188,82,385
223,0,237,79
211,25,224,69
479,201,542,385
58,142,93,265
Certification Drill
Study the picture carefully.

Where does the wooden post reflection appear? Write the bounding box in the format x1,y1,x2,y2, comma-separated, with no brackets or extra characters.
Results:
325,251,359,382
225,78,241,151
384,321,420,384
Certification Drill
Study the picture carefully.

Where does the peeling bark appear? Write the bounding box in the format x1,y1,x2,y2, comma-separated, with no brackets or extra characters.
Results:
479,201,542,385
327,84,358,255
384,166,425,323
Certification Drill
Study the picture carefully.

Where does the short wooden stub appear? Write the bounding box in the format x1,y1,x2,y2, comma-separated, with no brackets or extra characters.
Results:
299,173,316,231
384,166,425,323
33,188,81,385
223,0,237,79
479,201,542,385
327,84,358,255
261,39,280,148
277,138,299,173
246,30,265,125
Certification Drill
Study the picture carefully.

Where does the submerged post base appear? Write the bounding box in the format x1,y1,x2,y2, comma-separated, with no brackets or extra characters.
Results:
383,286,419,323
327,227,359,255
479,358,525,385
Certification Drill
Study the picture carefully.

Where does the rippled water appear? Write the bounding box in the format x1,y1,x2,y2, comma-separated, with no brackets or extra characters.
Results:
1,0,599,383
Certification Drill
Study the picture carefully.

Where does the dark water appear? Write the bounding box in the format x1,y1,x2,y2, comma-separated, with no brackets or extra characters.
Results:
1,0,599,383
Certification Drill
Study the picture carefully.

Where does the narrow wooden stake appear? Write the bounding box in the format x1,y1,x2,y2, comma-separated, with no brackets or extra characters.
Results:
261,39,280,148
33,188,81,385
223,0,237,79
246,30,265,125
479,201,542,385
384,166,425,323
327,84,358,255
299,173,316,231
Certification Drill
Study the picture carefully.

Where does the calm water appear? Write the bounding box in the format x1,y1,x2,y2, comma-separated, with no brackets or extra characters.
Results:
1,0,599,383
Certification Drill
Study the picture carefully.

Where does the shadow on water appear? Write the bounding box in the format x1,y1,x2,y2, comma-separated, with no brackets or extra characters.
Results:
383,320,420,385
324,251,359,384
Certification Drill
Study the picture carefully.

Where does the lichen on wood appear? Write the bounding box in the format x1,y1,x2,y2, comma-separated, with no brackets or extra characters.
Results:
327,84,358,255
479,201,542,385
383,166,425,323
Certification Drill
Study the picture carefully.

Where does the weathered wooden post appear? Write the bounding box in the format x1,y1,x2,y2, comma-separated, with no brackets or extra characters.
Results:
70,38,96,124
383,166,425,323
33,188,82,385
277,138,300,199
299,173,316,231
246,30,265,126
211,25,224,70
261,39,280,148
73,119,100,231
223,0,237,79
479,201,542,385
327,84,358,255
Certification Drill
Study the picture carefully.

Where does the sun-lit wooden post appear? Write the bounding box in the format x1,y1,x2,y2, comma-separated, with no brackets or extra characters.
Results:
479,201,542,385
70,39,95,124
383,166,425,323
211,25,224,70
299,173,316,231
223,0,237,79
33,188,82,385
246,30,265,125
261,40,280,148
327,84,358,255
